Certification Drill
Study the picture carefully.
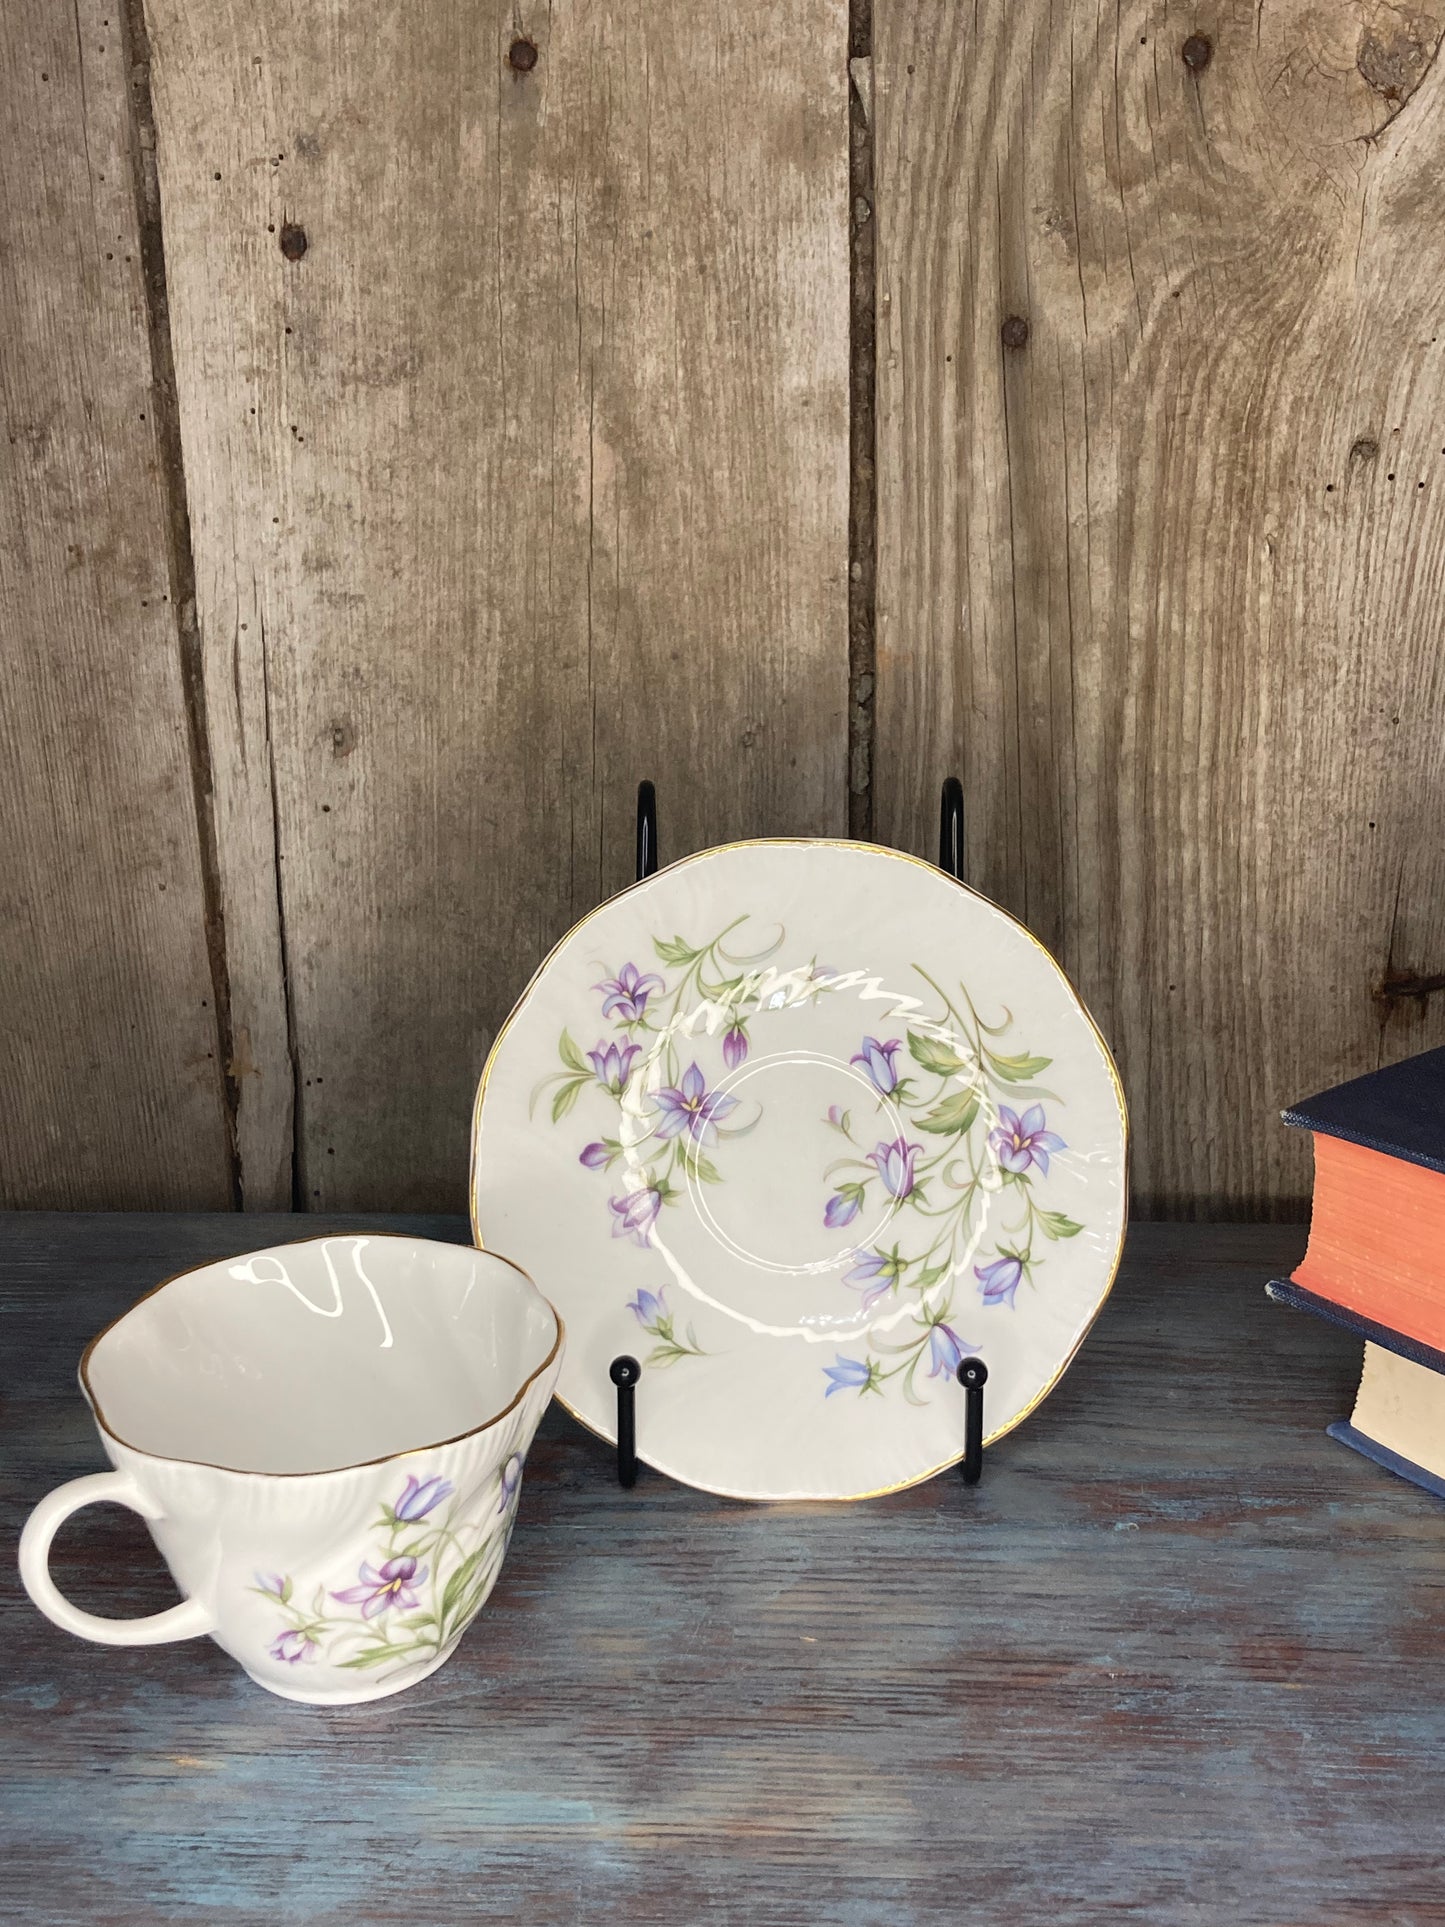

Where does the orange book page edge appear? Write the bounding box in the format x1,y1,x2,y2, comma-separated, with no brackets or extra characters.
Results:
1293,1132,1445,1353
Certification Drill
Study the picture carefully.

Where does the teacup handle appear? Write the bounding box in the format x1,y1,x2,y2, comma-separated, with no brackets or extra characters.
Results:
19,1472,215,1646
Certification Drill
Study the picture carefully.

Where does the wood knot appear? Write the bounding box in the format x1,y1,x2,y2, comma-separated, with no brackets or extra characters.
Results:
1181,33,1213,72
1350,436,1380,464
1358,15,1436,107
508,37,538,71
1001,315,1030,350
279,222,307,261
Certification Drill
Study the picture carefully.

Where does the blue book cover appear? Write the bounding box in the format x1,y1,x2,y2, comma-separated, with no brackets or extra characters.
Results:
1268,1281,1445,1502
1265,1279,1445,1377
1282,1045,1445,1176
1326,1421,1445,1503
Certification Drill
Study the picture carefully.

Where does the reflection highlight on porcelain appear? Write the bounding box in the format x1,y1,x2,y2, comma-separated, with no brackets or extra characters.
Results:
474,840,1128,1500
565,951,1015,1346
680,1050,908,1283
526,881,1104,1391
227,1237,395,1349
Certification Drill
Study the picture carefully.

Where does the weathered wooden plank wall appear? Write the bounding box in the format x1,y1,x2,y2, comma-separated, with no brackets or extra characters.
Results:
141,0,850,1211
872,0,1445,1217
0,0,232,1207
6,0,1445,1215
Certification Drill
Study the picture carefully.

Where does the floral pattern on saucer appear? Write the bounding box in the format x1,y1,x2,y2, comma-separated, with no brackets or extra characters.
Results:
532,913,1085,1402
532,916,837,1367
472,841,1128,1501
817,971,1082,1405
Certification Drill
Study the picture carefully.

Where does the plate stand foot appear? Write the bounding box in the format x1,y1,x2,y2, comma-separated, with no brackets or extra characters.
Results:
957,1356,988,1485
610,1355,641,1489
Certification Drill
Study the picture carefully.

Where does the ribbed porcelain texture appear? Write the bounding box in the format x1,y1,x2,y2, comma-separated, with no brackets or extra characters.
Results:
22,1237,562,1704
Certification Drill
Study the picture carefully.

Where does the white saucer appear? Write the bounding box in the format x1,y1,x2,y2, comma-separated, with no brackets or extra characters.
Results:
471,842,1127,1500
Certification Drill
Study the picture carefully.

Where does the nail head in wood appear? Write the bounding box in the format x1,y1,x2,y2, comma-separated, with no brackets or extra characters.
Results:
1181,33,1213,72
279,222,307,261
1001,315,1030,350
508,38,538,72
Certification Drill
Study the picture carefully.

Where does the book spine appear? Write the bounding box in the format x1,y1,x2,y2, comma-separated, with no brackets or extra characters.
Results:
1325,1420,1445,1503
1265,1278,1445,1378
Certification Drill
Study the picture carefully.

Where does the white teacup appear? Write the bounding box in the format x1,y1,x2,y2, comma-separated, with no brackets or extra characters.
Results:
18,1235,563,1705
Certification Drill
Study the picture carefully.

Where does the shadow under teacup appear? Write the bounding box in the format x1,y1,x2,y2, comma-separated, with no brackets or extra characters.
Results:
18,1235,563,1705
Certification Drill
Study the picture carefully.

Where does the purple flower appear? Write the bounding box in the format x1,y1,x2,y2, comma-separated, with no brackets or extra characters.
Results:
499,1452,523,1512
332,1555,427,1621
723,1026,749,1071
609,1187,663,1247
652,1062,739,1147
587,1040,642,1095
823,1354,874,1398
394,1473,453,1522
595,962,665,1023
975,1256,1024,1308
851,1036,903,1095
827,1104,850,1131
843,1248,901,1312
627,1285,667,1328
867,1136,922,1200
989,1104,1066,1177
270,1628,318,1665
926,1324,977,1379
580,1141,612,1170
254,1571,288,1600
824,1186,863,1229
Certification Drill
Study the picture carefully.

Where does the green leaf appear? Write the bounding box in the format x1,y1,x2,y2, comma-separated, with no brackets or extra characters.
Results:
915,1088,981,1136
914,1260,950,1291
907,1031,969,1076
988,1050,1053,1083
338,1643,419,1671
447,1587,492,1636
551,1078,586,1123
559,1030,587,1073
686,1153,723,1185
440,1545,494,1633
1038,1209,1083,1240
647,1338,704,1368
653,935,699,966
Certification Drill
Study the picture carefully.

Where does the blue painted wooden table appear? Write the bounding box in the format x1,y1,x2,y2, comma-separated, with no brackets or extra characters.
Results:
2,1214,1444,1924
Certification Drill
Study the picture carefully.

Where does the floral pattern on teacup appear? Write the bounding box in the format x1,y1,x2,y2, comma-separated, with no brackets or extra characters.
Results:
253,1454,523,1681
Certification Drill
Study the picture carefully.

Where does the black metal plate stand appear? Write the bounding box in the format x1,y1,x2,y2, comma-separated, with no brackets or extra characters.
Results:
607,777,984,1489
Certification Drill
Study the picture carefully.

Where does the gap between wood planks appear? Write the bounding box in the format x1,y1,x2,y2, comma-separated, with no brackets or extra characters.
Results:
120,0,245,1208
848,0,878,842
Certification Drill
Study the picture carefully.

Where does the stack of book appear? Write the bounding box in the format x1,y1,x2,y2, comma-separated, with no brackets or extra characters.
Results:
1268,1046,1445,1499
